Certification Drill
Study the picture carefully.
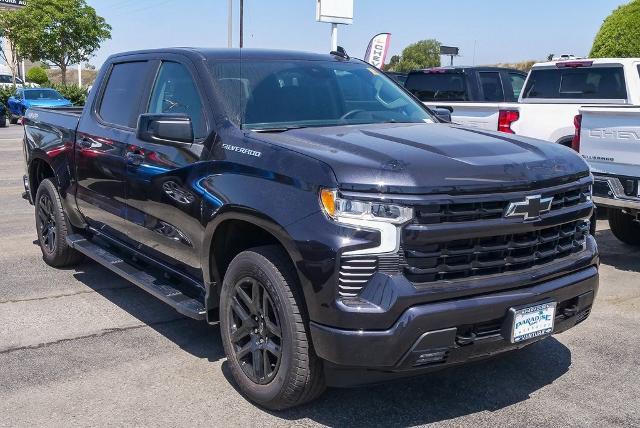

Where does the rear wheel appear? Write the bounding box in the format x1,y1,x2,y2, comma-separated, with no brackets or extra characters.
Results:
9,114,18,125
608,208,640,246
0,113,7,127
34,178,83,267
219,246,325,410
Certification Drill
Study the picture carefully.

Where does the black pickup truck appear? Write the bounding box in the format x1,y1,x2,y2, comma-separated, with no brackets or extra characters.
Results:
22,48,598,410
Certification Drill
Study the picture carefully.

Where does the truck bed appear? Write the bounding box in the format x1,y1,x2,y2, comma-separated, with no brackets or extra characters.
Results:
25,106,84,140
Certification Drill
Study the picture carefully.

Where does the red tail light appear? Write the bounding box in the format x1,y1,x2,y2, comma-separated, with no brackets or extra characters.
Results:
572,114,582,152
498,110,519,134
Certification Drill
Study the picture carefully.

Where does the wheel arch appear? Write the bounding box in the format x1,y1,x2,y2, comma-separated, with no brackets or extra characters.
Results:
202,208,304,321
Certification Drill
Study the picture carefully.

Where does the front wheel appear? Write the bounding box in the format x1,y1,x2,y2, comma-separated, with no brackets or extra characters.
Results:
219,246,325,410
608,208,640,246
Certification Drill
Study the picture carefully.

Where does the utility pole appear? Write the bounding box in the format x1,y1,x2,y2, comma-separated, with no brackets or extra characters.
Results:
227,0,233,48
77,64,82,87
239,0,244,48
330,23,338,51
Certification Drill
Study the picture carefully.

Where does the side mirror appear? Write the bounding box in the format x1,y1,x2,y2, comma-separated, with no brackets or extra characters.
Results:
137,113,194,144
432,107,452,123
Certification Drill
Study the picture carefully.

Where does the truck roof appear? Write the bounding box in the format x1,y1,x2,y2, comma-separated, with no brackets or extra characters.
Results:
408,66,526,74
107,47,340,62
532,58,640,68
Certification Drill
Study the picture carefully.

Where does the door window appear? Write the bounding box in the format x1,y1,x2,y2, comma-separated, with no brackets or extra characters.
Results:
98,61,150,128
479,72,504,101
148,62,206,140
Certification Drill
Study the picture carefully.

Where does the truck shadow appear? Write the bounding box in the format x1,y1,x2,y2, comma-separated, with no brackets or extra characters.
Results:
594,228,640,273
69,262,225,363
265,338,571,426
66,246,572,425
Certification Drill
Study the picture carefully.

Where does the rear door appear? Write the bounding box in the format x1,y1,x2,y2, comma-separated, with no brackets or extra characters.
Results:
75,59,155,236
124,58,210,275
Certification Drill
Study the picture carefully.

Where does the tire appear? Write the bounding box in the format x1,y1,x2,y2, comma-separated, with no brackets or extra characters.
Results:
34,178,84,267
9,114,17,125
0,114,7,127
608,208,640,246
219,245,326,410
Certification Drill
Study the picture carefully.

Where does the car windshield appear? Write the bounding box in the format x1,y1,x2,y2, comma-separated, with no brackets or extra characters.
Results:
24,90,65,100
209,59,433,130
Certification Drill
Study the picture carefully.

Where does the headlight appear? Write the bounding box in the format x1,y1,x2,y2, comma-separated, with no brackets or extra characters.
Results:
319,189,413,224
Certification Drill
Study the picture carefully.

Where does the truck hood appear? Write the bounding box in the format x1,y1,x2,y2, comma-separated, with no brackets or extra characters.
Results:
252,123,590,194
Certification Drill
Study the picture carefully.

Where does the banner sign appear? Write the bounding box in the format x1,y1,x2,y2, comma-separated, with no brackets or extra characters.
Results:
0,0,26,7
364,33,391,69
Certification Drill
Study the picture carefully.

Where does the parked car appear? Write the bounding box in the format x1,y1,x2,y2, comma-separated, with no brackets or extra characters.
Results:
574,105,640,245
502,58,640,145
384,71,408,86
0,73,24,87
404,66,527,130
8,88,72,124
22,48,598,410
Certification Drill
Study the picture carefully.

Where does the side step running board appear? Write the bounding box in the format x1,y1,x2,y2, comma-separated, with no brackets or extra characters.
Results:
66,234,206,320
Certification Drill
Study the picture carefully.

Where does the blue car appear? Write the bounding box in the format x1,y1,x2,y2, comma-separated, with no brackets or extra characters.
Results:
7,88,72,124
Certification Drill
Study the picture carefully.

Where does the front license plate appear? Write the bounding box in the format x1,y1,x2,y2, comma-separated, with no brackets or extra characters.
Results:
511,302,557,343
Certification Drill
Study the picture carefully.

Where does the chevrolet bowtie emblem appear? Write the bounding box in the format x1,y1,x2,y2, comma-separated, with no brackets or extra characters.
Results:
504,195,554,220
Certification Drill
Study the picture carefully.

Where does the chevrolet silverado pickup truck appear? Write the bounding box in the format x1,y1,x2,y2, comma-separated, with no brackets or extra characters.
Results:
22,48,599,410
404,66,527,131
575,105,640,245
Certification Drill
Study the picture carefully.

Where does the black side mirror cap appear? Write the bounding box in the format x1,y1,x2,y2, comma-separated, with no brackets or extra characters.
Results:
137,113,194,144
432,107,452,123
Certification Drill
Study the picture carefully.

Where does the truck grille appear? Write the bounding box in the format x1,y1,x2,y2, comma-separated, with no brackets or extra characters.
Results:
414,184,591,224
404,220,589,284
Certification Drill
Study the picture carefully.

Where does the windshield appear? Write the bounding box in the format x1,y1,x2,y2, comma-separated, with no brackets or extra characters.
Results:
24,90,65,100
209,60,434,130
405,72,468,101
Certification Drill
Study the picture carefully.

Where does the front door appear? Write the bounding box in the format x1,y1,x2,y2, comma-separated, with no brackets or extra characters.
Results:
124,60,210,276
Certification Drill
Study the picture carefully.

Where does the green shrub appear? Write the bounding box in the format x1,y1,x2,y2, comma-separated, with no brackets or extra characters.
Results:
26,66,49,85
590,0,640,58
50,83,89,106
0,85,17,111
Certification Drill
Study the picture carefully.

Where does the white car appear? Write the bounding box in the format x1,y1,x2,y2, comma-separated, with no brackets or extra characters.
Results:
0,74,24,87
417,59,640,145
575,105,640,245
504,58,640,145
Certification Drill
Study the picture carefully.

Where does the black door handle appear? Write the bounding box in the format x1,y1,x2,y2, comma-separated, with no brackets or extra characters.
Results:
125,152,144,166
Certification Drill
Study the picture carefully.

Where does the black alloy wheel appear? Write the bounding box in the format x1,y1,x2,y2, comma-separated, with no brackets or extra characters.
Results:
38,193,57,254
229,277,282,385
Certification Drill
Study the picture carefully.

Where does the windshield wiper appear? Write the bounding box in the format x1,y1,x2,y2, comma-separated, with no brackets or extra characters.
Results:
251,126,308,133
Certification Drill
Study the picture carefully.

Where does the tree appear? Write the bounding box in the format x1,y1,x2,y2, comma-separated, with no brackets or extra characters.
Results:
395,39,441,72
26,66,49,85
590,0,640,58
0,11,23,85
11,0,111,84
384,55,400,71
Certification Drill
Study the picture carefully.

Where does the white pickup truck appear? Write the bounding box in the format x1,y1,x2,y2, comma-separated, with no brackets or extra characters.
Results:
411,59,640,144
576,105,640,245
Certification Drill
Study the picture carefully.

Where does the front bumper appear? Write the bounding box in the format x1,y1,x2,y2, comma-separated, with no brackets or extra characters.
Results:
310,264,598,384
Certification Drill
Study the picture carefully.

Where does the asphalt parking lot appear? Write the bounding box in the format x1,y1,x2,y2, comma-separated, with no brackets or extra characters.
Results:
0,124,639,427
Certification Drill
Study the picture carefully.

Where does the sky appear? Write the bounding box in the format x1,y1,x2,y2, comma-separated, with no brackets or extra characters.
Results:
85,0,628,68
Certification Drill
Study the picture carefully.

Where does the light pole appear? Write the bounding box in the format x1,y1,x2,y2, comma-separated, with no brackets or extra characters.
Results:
227,0,233,48
239,0,244,48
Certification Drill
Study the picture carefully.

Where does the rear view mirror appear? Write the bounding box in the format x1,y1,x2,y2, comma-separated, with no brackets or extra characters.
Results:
432,107,452,123
137,113,194,144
